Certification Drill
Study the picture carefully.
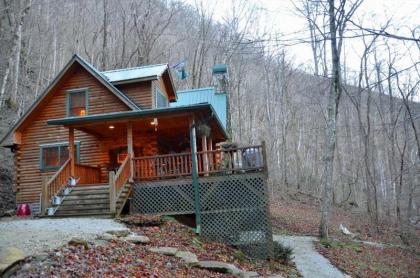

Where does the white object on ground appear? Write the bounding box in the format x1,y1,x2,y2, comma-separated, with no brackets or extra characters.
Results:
0,218,127,257
339,224,354,236
273,235,351,278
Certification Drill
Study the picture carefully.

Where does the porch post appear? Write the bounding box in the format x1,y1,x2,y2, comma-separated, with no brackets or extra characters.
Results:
201,136,209,175
69,127,75,176
127,121,134,182
208,137,213,171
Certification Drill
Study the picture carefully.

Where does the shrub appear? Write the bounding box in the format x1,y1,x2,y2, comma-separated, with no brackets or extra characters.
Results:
273,241,293,262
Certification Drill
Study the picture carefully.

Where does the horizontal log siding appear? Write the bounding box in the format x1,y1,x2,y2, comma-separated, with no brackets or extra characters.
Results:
117,81,152,109
16,66,131,204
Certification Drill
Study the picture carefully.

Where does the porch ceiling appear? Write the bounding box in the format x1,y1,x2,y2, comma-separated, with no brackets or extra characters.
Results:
46,104,227,141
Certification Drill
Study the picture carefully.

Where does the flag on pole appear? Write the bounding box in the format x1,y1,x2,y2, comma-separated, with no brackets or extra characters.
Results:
172,61,189,80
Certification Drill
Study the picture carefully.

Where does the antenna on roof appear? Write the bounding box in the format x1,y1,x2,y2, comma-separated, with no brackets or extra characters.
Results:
212,64,228,94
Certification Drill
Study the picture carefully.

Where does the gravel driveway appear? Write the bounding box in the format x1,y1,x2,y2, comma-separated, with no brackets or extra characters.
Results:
0,217,127,256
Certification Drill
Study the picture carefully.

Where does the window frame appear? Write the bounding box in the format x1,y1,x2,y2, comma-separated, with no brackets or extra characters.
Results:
39,142,80,171
66,88,89,117
154,87,168,108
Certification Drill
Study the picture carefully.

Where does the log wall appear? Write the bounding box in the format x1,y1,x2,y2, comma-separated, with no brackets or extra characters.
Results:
16,65,132,204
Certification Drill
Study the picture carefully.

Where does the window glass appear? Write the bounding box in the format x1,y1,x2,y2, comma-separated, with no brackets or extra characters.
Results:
155,89,168,108
43,147,59,168
40,144,79,170
69,91,87,116
60,145,69,162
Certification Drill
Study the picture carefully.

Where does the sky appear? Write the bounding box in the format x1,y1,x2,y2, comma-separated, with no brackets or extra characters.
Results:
184,0,420,83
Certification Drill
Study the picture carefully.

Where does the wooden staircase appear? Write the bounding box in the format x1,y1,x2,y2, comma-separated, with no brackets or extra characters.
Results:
52,184,112,217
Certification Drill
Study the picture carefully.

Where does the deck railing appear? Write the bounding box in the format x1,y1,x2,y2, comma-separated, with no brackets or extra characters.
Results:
133,152,192,180
75,164,101,185
109,154,131,213
133,144,265,181
41,158,71,213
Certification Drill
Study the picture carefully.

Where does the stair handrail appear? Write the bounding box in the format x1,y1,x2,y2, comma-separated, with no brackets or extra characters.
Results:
41,158,71,214
109,154,131,214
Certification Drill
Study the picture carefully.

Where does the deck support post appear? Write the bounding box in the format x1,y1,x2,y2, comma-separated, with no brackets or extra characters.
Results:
208,137,213,171
127,121,134,182
189,117,201,234
202,136,209,175
109,171,116,214
69,127,75,177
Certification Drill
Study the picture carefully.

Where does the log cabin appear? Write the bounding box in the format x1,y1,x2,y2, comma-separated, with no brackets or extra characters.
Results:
0,54,266,218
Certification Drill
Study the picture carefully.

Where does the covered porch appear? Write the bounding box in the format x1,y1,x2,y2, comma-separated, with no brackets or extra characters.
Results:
41,104,265,216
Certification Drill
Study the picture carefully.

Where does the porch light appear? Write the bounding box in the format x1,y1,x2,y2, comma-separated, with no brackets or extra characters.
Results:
150,118,158,126
109,125,115,130
79,109,86,116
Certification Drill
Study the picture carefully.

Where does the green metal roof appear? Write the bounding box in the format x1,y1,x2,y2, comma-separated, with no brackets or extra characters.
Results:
171,87,227,128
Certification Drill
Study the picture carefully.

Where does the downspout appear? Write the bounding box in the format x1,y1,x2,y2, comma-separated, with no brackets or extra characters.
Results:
189,121,201,234
189,112,215,235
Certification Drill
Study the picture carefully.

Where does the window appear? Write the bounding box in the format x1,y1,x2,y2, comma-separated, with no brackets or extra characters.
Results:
155,88,168,108
40,142,80,170
67,89,88,116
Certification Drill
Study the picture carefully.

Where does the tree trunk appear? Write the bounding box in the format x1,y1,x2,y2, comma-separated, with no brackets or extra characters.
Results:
319,0,341,239
0,0,31,108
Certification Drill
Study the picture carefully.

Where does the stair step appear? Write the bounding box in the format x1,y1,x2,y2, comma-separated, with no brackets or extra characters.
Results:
64,193,109,199
50,212,114,218
71,184,109,190
60,199,109,206
55,208,110,215
57,204,110,211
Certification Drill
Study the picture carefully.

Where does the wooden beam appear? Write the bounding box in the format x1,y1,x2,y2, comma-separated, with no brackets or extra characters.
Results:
208,137,213,171
202,135,209,174
69,127,75,176
127,121,134,182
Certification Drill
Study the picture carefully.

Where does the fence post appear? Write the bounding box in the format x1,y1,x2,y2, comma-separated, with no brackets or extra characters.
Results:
261,141,269,177
41,178,49,215
109,171,116,214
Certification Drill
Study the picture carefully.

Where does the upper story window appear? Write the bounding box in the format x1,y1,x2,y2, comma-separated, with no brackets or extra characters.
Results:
67,88,88,117
39,142,80,170
155,87,168,108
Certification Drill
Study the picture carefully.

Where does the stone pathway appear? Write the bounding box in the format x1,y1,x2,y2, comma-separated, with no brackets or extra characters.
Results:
273,235,351,278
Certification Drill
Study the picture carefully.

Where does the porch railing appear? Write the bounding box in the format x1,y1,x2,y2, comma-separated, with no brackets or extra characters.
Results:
132,144,265,181
41,158,71,213
75,164,101,184
133,152,192,180
109,154,131,213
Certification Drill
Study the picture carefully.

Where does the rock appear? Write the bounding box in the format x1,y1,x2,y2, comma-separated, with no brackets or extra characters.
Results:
100,233,117,241
175,251,198,265
0,247,26,274
148,247,178,256
3,210,16,217
196,261,242,276
68,238,89,250
125,235,150,244
165,261,173,269
267,275,285,278
240,271,260,278
106,229,131,237
92,239,109,247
